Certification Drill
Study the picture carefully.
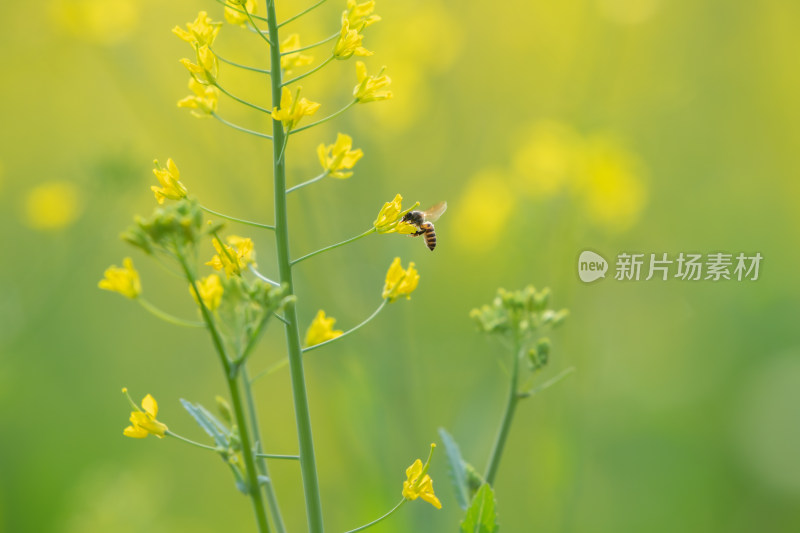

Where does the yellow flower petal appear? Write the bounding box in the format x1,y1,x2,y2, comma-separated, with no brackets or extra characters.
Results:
318,133,364,178
353,61,392,103
98,257,141,299
271,87,321,131
304,310,343,347
382,258,419,302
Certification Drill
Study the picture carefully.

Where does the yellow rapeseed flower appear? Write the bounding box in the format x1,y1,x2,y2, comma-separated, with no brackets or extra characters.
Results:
206,235,256,277
271,87,321,131
190,274,224,311
280,33,314,73
172,11,221,47
177,77,219,117
353,61,392,103
179,44,218,85
304,310,344,347
372,194,418,234
333,14,373,60
382,257,419,302
122,388,168,439
224,0,258,26
151,158,188,204
402,444,441,509
317,133,364,178
345,0,381,29
98,257,141,299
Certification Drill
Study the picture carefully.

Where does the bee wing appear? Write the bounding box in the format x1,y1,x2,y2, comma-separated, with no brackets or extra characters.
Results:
421,201,447,222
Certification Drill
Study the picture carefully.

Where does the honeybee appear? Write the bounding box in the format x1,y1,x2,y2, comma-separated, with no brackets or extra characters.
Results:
401,201,447,251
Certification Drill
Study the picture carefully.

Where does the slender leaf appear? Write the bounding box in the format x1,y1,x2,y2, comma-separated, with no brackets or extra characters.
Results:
460,484,498,533
180,398,231,449
438,427,471,510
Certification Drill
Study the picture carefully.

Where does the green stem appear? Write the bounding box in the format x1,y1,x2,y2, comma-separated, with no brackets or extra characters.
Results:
281,32,338,56
286,171,329,194
138,298,204,327
211,46,271,75
178,256,272,533
291,228,376,266
279,0,330,28
265,1,325,531
242,365,288,533
344,499,406,533
282,55,334,87
201,205,276,230
303,299,387,354
246,8,275,48
249,266,282,288
256,453,300,460
518,366,576,399
484,341,522,486
211,112,273,140
289,100,357,135
215,81,273,114
166,430,220,451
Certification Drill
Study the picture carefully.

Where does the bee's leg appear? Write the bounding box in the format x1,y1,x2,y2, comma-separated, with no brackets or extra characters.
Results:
410,229,425,237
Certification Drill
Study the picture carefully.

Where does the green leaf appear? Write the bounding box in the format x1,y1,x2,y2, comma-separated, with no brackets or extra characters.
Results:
438,427,471,510
180,398,231,449
460,484,498,533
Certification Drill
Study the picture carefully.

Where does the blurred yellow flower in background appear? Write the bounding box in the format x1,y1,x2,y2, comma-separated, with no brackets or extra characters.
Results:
382,257,419,302
224,0,258,26
122,389,168,439
24,180,83,230
513,120,580,198
576,135,648,232
190,274,224,312
271,87,321,130
98,258,141,299
207,236,256,277
172,11,221,47
49,0,140,46
151,158,187,204
453,170,515,252
280,34,314,73
177,78,219,118
317,133,363,178
304,310,343,347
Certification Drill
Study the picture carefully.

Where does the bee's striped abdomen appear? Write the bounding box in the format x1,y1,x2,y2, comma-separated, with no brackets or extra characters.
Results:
421,222,437,251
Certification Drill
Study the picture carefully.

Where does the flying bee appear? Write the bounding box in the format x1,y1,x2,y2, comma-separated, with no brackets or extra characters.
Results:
401,201,447,251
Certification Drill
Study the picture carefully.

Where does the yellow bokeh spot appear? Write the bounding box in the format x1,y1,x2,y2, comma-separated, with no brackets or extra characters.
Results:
453,170,515,252
513,120,581,198
596,0,662,26
50,0,140,46
576,135,648,232
24,181,83,230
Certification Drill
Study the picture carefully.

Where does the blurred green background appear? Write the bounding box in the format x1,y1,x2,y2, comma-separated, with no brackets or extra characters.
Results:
2,0,799,531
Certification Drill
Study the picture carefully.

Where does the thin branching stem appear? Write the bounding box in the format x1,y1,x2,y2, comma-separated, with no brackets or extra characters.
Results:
343,499,406,533
138,298,204,327
290,99,357,135
214,0,269,23
282,55,334,87
245,9,275,48
166,431,221,451
281,32,338,56
249,265,282,288
200,205,276,230
303,299,388,353
211,112,273,140
279,0,330,28
291,228,376,266
253,299,388,380
286,171,329,194
215,82,273,114
212,46,271,75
